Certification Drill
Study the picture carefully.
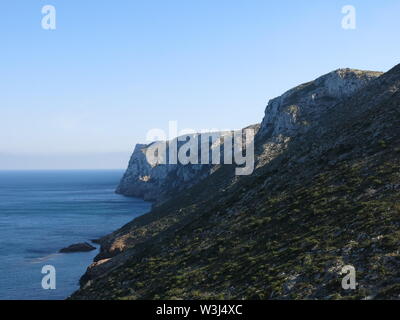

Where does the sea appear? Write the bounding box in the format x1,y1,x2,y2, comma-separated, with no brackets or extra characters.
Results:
0,170,151,300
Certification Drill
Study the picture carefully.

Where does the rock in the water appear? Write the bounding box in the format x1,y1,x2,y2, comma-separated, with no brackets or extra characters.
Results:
59,242,96,253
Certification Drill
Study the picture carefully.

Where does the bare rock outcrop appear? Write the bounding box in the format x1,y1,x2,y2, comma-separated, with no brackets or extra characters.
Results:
59,242,96,253
116,125,260,203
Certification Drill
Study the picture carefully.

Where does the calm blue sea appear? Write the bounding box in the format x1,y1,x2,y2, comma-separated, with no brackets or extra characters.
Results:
0,170,150,300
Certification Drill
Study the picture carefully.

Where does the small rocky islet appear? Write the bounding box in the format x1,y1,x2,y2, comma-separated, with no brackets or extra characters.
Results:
59,242,96,253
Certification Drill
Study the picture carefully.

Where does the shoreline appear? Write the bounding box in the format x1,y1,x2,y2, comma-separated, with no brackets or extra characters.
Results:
70,195,152,298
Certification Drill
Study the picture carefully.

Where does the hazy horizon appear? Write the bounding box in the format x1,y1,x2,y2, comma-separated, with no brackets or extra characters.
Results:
0,152,132,170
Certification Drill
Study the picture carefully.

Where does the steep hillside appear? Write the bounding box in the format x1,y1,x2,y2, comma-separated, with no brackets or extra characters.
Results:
71,65,400,300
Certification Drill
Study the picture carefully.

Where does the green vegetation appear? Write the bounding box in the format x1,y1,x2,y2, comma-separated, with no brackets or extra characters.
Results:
71,65,400,300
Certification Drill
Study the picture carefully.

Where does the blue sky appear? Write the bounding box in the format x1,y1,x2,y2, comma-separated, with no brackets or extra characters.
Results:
1,0,399,169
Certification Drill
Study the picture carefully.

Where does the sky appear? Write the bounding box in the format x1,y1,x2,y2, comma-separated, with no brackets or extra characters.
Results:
0,0,399,169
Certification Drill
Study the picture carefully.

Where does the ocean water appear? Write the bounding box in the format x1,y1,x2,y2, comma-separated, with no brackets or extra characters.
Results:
0,170,151,300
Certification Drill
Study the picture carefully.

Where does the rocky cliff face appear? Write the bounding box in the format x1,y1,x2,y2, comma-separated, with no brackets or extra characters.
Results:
259,69,382,139
116,126,260,203
117,69,381,204
72,65,400,300
255,69,383,166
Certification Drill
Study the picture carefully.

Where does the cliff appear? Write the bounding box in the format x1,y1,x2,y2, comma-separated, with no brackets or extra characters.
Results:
259,68,381,139
116,69,381,204
71,65,400,300
116,125,260,204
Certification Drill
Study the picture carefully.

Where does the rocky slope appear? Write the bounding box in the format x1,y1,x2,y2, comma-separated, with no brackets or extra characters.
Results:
71,65,400,300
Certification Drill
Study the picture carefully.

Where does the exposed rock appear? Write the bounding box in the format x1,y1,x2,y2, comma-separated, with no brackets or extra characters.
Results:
255,69,382,167
117,69,381,204
116,125,260,204
258,69,382,139
59,242,96,253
